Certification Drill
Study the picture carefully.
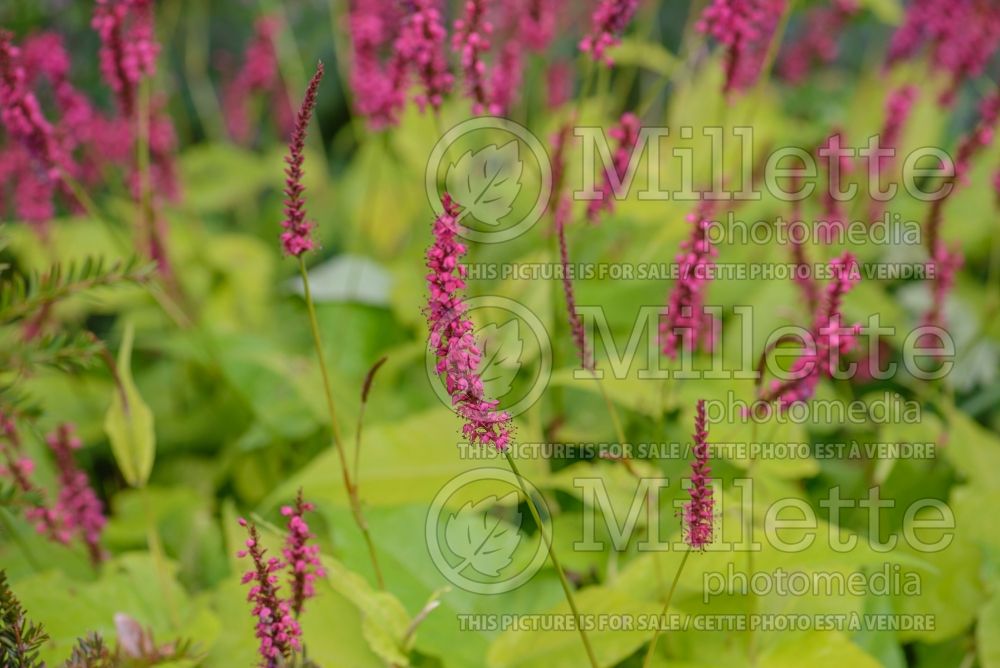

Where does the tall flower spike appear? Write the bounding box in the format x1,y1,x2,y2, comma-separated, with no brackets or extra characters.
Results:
223,16,281,143
684,400,714,550
762,252,861,410
587,112,640,224
452,0,497,115
698,0,787,94
348,0,407,130
92,0,159,116
660,199,719,360
556,197,593,371
280,491,324,617
426,194,513,449
580,0,640,65
869,85,917,223
520,0,559,52
921,245,962,340
817,130,852,243
281,62,324,257
0,412,67,545
777,0,857,83
46,424,106,565
396,0,453,113
238,519,302,667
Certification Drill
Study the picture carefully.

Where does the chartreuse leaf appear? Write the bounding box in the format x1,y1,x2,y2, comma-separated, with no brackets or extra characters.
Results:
760,631,882,668
486,585,661,668
104,323,155,487
979,593,1000,668
322,556,412,667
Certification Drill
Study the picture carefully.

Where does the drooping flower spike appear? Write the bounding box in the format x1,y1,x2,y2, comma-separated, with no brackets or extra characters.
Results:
280,62,324,257
684,400,714,550
425,194,513,449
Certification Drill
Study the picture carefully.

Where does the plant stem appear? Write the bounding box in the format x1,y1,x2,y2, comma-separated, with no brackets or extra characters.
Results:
297,258,385,589
642,548,691,668
503,450,599,668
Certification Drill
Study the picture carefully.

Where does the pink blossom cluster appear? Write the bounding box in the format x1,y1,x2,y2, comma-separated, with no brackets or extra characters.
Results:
579,0,640,65
280,492,324,616
396,0,454,113
519,0,560,52
223,17,287,143
348,0,408,130
763,252,861,409
280,63,324,257
0,31,68,184
778,0,858,83
698,0,787,94
954,92,1000,186
92,0,159,115
684,400,714,550
659,199,719,360
452,0,498,115
587,112,641,223
238,519,302,667
425,194,512,449
46,424,106,565
0,415,105,564
888,0,1000,104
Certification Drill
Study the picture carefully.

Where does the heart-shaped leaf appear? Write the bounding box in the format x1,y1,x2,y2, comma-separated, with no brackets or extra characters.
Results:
446,141,523,227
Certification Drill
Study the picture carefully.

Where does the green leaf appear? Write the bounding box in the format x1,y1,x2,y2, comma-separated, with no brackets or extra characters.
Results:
979,594,1000,668
760,632,882,668
606,38,680,77
104,323,156,487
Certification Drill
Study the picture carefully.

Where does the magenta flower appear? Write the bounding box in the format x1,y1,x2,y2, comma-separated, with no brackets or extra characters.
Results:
238,519,302,667
762,252,861,410
579,0,640,65
684,399,714,550
452,0,498,115
280,491,324,617
426,194,512,450
869,85,917,222
660,199,719,360
887,0,1000,105
489,42,523,117
396,0,454,113
92,0,159,116
921,245,963,339
777,0,857,83
817,130,851,243
0,31,67,182
348,0,407,129
281,62,324,257
587,112,640,224
223,16,282,143
698,0,787,94
46,424,106,565
0,414,68,547
520,0,560,52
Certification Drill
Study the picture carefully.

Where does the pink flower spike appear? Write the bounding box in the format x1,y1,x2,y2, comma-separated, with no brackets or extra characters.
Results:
698,0,787,94
425,194,513,450
348,0,407,130
587,112,641,224
238,520,302,666
45,423,106,565
92,0,159,116
281,490,324,617
281,62,324,257
452,0,499,115
396,0,454,113
223,16,281,143
683,400,714,550
580,0,640,66
659,199,719,360
555,196,593,371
